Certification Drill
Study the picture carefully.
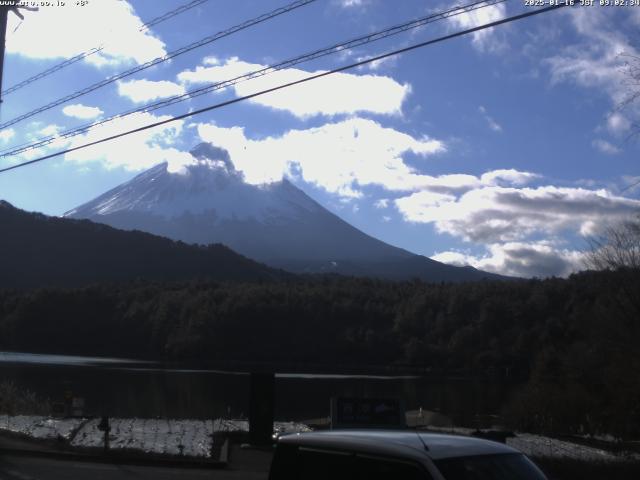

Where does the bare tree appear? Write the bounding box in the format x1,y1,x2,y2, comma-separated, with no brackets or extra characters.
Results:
617,53,640,138
584,216,640,341
610,54,640,193
585,216,640,270
619,53,640,109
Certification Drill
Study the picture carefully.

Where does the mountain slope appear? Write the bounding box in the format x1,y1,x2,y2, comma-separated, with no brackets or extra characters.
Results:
0,200,285,289
66,143,504,282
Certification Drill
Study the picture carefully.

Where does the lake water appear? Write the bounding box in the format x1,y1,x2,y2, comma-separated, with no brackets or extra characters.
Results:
0,352,516,424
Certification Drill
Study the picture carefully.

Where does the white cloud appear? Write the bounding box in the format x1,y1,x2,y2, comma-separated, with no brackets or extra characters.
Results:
480,169,539,186
542,9,640,147
178,57,410,118
5,1,166,66
545,8,639,113
39,124,63,137
62,104,104,120
448,4,507,52
415,174,482,194
396,184,640,244
117,79,186,103
337,0,366,7
197,117,444,195
371,169,538,199
592,139,621,155
606,112,631,136
620,175,640,195
0,129,15,143
202,56,221,66
11,124,68,161
431,250,472,266
478,105,502,132
432,242,585,278
197,117,545,209
58,111,193,173
356,55,398,72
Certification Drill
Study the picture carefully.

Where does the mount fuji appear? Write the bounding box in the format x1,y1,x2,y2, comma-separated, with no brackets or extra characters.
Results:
65,143,502,282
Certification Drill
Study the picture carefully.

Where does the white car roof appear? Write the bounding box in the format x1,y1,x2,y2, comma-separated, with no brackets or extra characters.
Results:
278,429,518,461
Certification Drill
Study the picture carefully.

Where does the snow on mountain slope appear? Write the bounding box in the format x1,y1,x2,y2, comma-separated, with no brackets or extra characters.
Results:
66,144,320,224
65,144,504,281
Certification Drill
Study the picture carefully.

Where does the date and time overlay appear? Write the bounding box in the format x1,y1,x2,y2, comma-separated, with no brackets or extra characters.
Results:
1,0,639,9
526,0,640,7
1,0,640,7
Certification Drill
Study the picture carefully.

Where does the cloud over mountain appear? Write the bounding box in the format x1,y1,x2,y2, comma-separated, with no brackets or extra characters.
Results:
59,111,193,173
197,117,445,196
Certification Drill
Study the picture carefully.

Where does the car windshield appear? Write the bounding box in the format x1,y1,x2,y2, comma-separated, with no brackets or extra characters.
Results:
434,453,547,480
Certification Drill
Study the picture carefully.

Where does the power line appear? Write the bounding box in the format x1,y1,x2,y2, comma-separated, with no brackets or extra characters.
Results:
0,0,317,130
0,2,569,175
0,0,504,157
1,0,210,97
141,0,209,31
0,0,507,159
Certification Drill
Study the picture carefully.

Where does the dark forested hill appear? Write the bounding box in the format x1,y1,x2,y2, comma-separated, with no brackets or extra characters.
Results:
0,200,286,288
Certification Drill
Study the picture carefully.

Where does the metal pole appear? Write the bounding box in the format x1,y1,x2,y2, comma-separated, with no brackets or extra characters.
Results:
249,372,275,445
0,7,8,104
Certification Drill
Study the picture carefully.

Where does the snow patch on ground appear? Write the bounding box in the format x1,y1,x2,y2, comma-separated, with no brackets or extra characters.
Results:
12,415,634,463
0,415,83,440
507,433,640,463
426,425,640,463
70,418,215,457
0,416,311,458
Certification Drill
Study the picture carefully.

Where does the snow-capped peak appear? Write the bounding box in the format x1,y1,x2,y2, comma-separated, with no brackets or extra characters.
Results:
65,143,321,222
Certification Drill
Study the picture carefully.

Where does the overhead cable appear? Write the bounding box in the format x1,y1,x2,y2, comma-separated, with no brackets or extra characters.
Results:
0,2,570,175
0,0,506,159
0,0,317,129
1,0,210,97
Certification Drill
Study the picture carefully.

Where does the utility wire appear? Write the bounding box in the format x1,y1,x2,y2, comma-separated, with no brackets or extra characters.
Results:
0,0,317,130
0,2,569,175
1,0,210,97
0,0,506,159
141,0,209,31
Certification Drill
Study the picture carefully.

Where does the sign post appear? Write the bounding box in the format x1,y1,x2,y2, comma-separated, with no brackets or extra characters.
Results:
97,415,111,454
249,372,275,445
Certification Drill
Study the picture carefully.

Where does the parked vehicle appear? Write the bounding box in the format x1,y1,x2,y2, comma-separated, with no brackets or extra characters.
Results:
269,430,547,479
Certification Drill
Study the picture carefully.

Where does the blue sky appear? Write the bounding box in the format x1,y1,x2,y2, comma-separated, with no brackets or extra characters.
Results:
0,0,639,277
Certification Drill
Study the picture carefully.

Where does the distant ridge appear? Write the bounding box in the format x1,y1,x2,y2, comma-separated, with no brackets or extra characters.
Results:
0,200,285,289
65,143,506,283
